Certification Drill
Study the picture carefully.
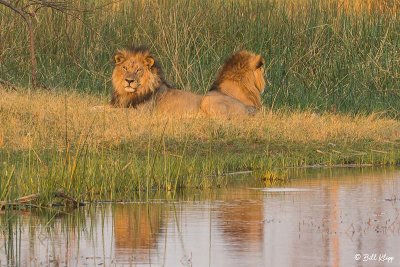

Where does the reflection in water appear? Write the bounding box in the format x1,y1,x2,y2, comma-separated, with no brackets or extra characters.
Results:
217,190,264,257
113,203,163,264
263,168,400,267
1,168,400,266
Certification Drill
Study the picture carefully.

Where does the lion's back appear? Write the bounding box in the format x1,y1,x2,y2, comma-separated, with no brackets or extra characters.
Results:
156,89,203,115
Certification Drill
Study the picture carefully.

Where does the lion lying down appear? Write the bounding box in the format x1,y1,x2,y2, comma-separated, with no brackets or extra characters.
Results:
110,47,266,116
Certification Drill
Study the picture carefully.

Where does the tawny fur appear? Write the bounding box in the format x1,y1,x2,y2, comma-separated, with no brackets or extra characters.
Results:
110,48,266,117
110,47,202,114
201,50,267,116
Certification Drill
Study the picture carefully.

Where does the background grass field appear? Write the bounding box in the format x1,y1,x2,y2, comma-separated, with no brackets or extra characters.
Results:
1,0,399,115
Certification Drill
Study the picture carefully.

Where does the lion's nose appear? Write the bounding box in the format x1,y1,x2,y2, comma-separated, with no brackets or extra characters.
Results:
125,78,134,85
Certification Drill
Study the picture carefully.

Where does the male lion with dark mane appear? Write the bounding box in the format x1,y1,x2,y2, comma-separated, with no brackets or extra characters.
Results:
110,47,266,117
200,50,266,116
110,47,202,114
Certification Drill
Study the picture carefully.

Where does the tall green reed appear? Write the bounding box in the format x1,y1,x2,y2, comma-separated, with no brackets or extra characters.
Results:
1,137,399,202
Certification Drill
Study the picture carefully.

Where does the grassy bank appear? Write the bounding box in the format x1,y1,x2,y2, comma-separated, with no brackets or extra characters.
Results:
0,87,399,203
1,0,399,115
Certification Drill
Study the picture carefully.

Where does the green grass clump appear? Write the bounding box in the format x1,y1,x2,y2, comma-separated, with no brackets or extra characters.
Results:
1,138,399,203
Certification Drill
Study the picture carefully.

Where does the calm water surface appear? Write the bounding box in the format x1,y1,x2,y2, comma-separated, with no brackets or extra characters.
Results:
1,168,400,267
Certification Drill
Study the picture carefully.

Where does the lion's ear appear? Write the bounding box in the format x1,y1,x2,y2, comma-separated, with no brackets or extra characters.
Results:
252,55,265,70
114,52,126,65
145,56,155,68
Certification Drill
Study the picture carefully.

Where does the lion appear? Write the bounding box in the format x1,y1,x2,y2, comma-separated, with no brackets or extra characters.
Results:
110,47,266,117
110,47,202,114
200,50,266,116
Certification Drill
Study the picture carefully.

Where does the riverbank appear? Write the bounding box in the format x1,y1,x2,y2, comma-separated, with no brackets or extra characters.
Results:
1,87,399,203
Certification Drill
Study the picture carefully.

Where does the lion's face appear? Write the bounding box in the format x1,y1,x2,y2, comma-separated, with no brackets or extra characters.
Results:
112,50,155,94
119,60,146,93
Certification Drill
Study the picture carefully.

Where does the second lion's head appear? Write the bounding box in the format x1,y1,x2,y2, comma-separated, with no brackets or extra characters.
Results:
210,50,267,109
213,50,266,93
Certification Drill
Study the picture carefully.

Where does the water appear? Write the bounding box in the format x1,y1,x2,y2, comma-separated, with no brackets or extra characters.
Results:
1,168,400,267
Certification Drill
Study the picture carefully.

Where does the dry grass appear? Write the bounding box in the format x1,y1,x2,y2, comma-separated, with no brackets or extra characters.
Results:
296,0,399,12
1,86,399,151
1,86,399,201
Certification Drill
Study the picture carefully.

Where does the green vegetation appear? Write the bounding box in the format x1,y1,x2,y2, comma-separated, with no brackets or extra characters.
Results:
1,86,399,204
1,138,400,204
1,0,399,115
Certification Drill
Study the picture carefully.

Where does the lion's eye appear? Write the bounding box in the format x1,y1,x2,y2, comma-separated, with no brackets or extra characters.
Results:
137,69,142,74
122,66,128,71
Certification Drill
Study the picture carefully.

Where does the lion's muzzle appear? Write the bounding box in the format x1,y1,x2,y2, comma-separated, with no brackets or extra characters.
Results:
124,78,140,93
124,87,137,93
